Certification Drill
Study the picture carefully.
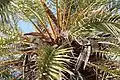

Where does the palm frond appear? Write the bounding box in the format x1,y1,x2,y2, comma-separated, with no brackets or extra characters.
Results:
70,3,120,42
36,45,74,80
0,0,13,23
0,23,22,56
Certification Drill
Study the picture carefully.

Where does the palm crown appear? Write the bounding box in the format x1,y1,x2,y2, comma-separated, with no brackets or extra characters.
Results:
1,0,120,80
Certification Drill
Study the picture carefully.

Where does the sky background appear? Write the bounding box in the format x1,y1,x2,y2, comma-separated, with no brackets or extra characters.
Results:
18,20,35,33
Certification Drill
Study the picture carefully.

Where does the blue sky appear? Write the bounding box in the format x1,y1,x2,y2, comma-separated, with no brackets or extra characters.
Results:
18,20,35,33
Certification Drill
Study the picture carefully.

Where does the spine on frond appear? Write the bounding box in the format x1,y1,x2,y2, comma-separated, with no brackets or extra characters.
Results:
65,1,72,30
56,0,60,29
62,3,71,31
46,14,57,40
59,7,62,30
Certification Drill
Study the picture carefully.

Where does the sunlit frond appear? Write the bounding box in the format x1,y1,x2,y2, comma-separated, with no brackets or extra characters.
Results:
36,45,74,80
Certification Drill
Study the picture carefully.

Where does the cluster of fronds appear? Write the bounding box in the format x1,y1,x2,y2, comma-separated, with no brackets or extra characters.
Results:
1,0,120,80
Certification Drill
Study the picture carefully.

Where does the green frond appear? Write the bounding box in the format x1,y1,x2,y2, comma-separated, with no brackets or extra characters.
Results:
70,4,120,42
88,61,120,79
36,45,73,80
1,0,120,80
0,23,22,56
0,0,14,23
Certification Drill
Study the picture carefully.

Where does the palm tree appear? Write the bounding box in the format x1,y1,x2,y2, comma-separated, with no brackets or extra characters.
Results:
1,0,120,80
